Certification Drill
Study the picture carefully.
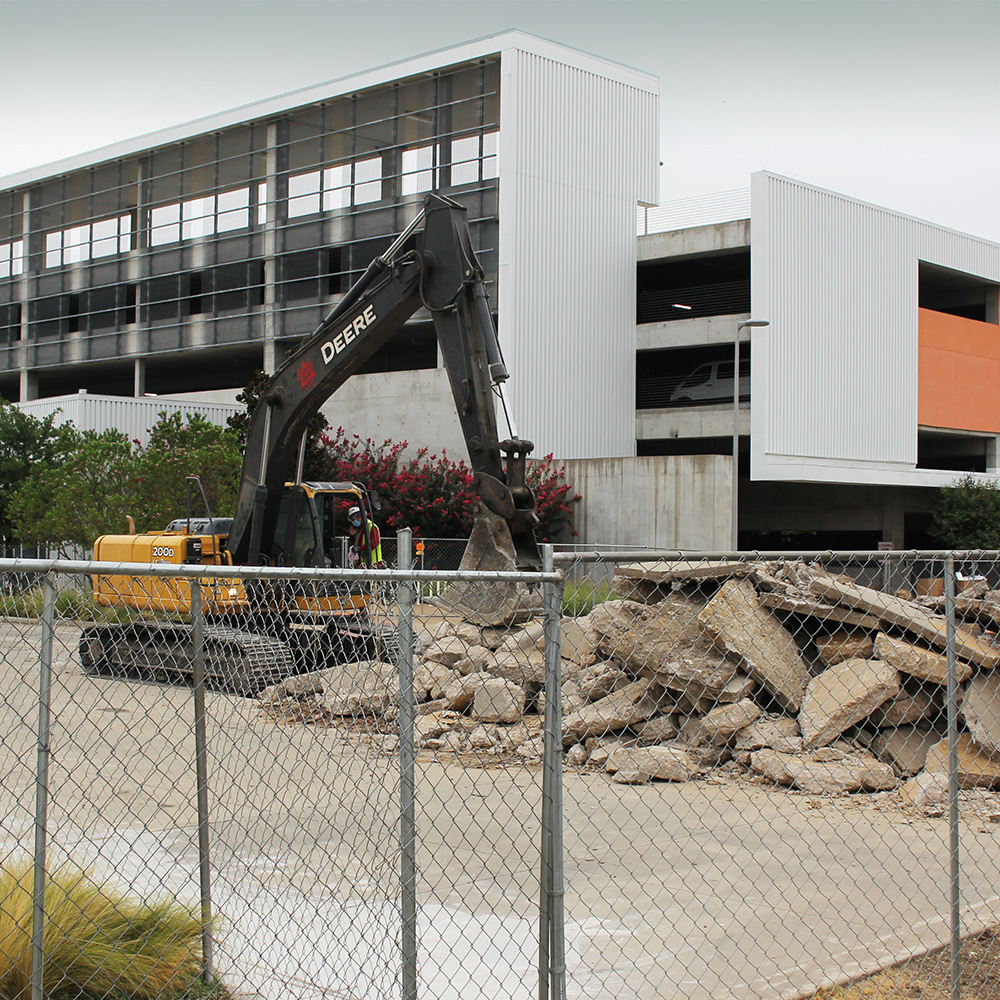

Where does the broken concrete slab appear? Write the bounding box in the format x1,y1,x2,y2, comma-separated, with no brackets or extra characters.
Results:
560,615,597,664
798,658,900,749
590,596,740,699
442,671,494,712
750,748,898,794
472,677,526,724
873,633,974,686
959,672,1000,757
924,734,1000,789
899,770,950,810
576,661,631,701
631,714,681,744
867,680,940,728
678,698,762,747
809,573,1000,669
733,716,800,752
870,725,944,777
422,637,471,668
698,578,811,712
606,744,697,782
757,592,881,630
615,560,751,584
814,633,876,668
561,678,667,746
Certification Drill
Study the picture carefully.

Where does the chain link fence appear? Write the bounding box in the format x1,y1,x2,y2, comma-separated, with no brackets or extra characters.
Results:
2,545,999,999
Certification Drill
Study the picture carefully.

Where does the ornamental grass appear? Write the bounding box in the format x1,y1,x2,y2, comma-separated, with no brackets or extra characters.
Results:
0,860,206,1000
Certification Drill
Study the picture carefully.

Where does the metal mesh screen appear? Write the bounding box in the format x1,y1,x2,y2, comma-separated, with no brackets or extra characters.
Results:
3,550,1000,999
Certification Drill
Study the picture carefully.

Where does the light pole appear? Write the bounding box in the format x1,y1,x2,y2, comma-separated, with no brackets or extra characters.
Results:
732,319,769,550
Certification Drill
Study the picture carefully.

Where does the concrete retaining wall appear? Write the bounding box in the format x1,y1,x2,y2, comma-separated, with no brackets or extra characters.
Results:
560,454,731,550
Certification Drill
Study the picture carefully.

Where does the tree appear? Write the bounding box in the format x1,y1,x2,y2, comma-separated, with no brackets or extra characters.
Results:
930,475,1000,549
0,400,64,543
7,412,244,552
132,412,242,531
8,427,139,554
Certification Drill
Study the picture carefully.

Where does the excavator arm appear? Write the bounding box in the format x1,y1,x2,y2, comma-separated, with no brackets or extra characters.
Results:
226,193,541,570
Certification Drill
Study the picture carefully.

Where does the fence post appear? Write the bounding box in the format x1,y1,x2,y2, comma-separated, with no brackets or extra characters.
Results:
396,529,418,1000
31,573,57,1000
540,545,566,1000
943,555,961,1000
191,580,214,984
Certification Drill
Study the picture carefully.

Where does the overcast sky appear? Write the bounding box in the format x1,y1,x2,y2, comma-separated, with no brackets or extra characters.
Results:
1,0,997,240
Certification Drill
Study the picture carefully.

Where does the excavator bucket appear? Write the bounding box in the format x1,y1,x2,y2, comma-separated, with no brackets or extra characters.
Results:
433,509,543,627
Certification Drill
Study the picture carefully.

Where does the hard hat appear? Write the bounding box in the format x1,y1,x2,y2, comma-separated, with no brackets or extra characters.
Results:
348,506,361,517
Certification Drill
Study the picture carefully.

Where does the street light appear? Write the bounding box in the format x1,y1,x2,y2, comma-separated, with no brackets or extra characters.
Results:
732,319,770,550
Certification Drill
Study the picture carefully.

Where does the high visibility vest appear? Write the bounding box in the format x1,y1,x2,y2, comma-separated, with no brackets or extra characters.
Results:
359,520,382,565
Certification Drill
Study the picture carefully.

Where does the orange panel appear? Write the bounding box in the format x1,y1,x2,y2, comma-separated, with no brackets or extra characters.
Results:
918,308,1000,433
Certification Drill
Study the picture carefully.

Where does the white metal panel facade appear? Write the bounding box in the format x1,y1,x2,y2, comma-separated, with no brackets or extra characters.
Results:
16,394,240,447
497,45,658,460
751,172,1000,487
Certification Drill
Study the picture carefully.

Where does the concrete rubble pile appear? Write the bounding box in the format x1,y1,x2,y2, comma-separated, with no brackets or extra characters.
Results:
258,560,1000,808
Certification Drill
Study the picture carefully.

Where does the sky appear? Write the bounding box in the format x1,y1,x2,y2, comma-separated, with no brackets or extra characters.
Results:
1,0,998,240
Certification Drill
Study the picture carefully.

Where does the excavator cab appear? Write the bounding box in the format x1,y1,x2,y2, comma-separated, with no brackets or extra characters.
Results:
271,481,377,570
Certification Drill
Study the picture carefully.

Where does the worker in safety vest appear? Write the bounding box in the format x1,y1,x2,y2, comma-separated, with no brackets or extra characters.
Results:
347,505,383,567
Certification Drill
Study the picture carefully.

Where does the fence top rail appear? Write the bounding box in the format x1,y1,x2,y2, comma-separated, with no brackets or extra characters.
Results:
553,548,1000,565
0,557,560,585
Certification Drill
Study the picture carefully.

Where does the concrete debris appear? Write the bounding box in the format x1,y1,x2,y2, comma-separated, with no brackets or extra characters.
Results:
869,725,944,777
867,679,940,728
699,579,811,712
924,734,1000,789
561,678,667,746
873,633,974,685
442,671,495,712
959,672,1000,756
606,744,698,783
678,698,762,747
576,660,631,701
255,559,1000,806
615,560,752,584
899,770,950,810
589,596,739,699
799,658,900,749
632,714,681,744
750,748,897,794
733,716,800,752
472,677,526,724
814,633,875,668
809,574,1000,668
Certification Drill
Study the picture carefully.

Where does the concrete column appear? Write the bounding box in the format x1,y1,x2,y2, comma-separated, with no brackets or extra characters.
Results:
19,369,38,402
133,358,146,396
881,488,906,550
17,190,32,398
262,120,281,373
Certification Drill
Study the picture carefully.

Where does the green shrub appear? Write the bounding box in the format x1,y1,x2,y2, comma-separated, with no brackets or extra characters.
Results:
930,474,1000,549
0,859,207,1000
562,579,612,617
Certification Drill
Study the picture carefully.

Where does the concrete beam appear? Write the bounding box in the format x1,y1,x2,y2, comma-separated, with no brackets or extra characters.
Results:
637,220,749,262
637,404,748,440
638,313,751,351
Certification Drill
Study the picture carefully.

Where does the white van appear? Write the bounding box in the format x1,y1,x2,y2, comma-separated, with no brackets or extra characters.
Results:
669,359,750,404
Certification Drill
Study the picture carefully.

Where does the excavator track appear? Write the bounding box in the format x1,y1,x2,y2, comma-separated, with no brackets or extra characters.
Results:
80,620,296,695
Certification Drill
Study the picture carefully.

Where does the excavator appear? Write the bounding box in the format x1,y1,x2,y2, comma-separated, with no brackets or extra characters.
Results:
80,193,541,691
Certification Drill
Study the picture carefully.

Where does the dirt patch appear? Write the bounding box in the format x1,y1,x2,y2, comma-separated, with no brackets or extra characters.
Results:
815,927,1000,999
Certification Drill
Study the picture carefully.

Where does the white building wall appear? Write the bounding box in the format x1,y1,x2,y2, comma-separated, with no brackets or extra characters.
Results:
15,393,241,446
751,171,1000,487
497,43,658,461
